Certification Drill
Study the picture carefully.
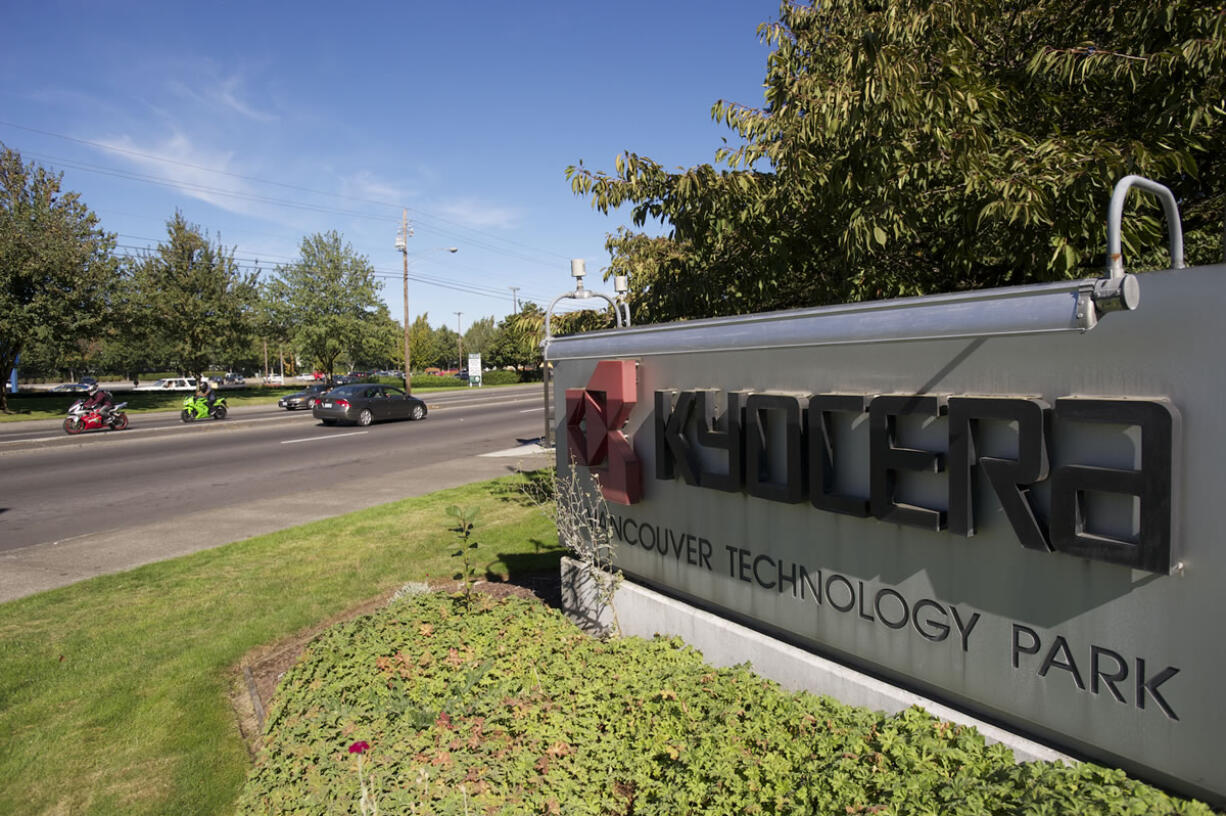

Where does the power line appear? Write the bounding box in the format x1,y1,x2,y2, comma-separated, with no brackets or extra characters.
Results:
112,246,553,304
28,148,576,272
114,232,555,300
113,236,556,303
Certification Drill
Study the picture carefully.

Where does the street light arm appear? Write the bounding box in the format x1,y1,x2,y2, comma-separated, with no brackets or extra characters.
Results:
396,223,459,395
542,291,622,352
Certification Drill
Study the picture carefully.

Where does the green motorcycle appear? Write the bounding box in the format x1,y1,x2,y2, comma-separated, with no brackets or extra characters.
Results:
181,394,228,422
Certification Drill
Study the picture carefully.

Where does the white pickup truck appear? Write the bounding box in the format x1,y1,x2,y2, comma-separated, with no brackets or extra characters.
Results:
136,377,197,391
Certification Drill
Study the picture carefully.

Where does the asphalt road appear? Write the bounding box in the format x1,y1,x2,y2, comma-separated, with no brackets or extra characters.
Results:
0,384,555,602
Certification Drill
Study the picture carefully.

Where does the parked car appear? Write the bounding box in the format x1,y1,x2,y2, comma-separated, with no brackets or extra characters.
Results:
222,372,245,385
311,384,427,426
50,383,90,392
277,382,331,410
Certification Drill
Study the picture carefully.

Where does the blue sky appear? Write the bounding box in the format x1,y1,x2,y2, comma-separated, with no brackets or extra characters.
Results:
2,1,778,332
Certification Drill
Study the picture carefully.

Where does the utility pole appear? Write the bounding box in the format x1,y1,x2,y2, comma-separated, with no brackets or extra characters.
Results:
510,286,520,313
454,311,463,369
396,209,413,394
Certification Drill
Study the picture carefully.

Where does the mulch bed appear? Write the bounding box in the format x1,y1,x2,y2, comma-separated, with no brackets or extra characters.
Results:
230,572,562,755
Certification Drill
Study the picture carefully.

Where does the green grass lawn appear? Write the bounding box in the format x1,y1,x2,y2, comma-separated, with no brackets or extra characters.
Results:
0,473,561,816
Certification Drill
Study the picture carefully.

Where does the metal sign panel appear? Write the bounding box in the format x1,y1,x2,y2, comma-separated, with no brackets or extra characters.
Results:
547,265,1226,805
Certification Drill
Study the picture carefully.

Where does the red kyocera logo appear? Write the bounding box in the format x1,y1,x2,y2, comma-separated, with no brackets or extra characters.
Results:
564,359,642,504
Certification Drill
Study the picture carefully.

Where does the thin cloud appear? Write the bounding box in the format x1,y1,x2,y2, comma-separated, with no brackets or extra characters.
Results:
92,131,263,216
340,170,406,206
168,70,277,124
213,75,277,123
438,198,521,230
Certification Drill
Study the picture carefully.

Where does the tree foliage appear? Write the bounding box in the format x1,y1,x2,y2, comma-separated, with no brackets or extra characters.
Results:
434,324,462,369
482,302,615,371
485,303,546,371
407,313,441,371
265,231,384,381
462,316,498,358
347,302,400,371
568,0,1226,323
126,211,258,382
0,144,117,409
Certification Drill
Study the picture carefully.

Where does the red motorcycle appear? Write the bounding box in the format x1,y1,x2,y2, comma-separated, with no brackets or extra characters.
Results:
63,399,129,435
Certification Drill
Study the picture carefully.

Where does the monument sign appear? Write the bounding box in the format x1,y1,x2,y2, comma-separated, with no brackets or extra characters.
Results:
549,263,1224,804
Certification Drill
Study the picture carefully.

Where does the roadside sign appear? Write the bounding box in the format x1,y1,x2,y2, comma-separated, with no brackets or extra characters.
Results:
467,353,482,386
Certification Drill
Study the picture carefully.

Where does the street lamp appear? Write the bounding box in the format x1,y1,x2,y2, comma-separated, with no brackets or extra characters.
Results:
396,209,457,394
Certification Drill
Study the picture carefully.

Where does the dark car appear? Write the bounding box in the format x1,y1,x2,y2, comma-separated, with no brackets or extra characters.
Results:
277,382,331,410
311,384,427,426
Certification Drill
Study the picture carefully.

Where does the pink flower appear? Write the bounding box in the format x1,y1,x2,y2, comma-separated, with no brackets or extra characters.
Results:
348,741,370,755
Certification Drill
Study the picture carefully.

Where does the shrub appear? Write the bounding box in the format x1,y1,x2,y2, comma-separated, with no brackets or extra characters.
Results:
237,595,1212,816
480,369,521,385
419,376,465,388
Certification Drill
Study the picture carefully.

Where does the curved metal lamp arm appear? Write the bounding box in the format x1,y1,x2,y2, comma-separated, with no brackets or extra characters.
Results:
542,291,623,352
1090,175,1187,319
1107,175,1185,277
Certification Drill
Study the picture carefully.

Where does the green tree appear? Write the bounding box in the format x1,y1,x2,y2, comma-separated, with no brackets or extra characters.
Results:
0,145,117,410
462,316,498,359
103,256,176,382
568,0,1225,323
126,212,258,382
486,303,546,372
266,231,384,382
435,325,461,369
255,278,297,381
348,302,400,371
407,313,441,371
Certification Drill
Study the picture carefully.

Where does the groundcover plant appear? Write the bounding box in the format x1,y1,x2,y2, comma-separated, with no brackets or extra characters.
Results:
238,594,1213,816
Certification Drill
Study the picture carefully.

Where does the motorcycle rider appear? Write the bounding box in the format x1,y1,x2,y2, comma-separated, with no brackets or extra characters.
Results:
81,382,114,418
195,377,216,412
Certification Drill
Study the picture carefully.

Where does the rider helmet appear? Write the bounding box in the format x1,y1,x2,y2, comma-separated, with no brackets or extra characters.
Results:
87,382,99,395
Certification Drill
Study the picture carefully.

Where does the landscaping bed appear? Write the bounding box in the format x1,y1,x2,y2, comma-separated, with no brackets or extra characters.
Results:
237,593,1213,816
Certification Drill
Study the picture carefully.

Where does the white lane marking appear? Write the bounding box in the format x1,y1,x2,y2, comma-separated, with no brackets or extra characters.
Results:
429,396,541,409
481,443,550,457
281,431,368,444
519,407,543,413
